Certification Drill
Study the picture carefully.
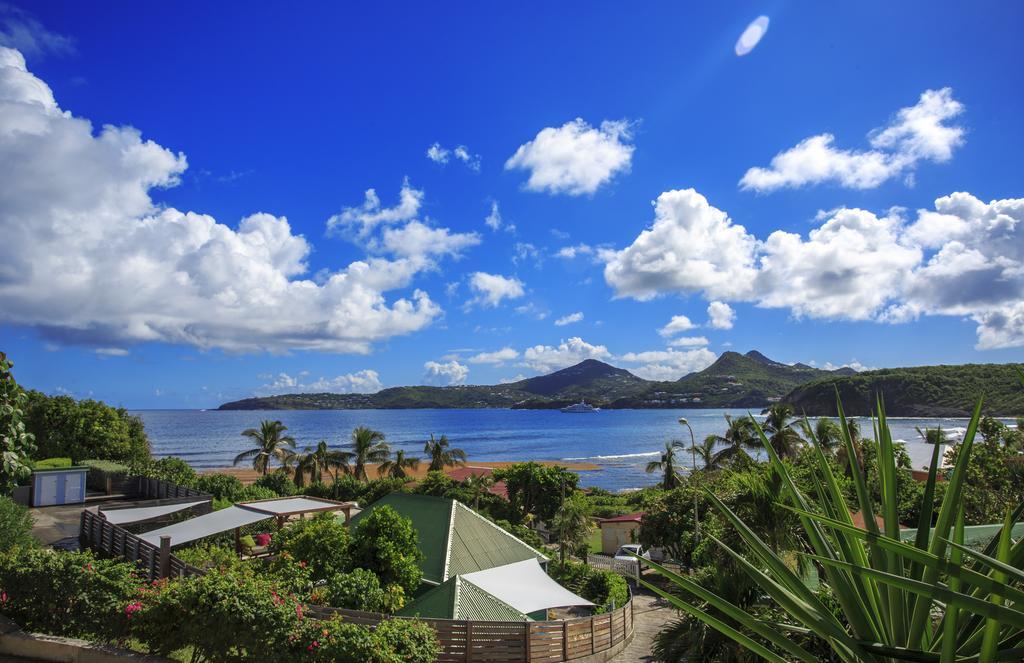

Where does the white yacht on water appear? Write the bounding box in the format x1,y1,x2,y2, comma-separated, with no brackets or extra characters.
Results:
561,400,600,413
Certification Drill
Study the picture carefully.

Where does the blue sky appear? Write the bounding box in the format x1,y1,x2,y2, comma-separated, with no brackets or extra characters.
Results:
1,1,1022,408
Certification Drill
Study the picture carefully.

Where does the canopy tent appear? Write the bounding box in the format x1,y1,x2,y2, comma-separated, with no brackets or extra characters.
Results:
349,493,546,585
140,505,271,547
101,500,208,526
898,521,1024,550
461,560,594,615
398,575,532,622
139,496,351,547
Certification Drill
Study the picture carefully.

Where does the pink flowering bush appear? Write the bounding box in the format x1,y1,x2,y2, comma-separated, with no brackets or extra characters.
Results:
292,613,438,663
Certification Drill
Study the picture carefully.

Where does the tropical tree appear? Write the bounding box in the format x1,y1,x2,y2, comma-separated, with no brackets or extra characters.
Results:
916,425,946,445
423,434,467,472
646,440,686,490
702,415,759,469
461,473,494,510
761,403,803,459
801,416,843,451
378,449,419,479
345,426,390,481
233,420,296,476
642,392,1024,663
284,448,316,487
551,493,594,564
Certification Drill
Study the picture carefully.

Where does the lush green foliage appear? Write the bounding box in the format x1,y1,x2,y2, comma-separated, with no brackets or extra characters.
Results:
548,560,629,613
233,419,296,476
81,459,129,491
24,390,148,464
0,496,35,552
551,492,594,562
31,456,72,469
944,416,1024,523
0,352,35,495
0,547,140,643
130,455,198,487
493,461,579,523
269,514,350,581
319,567,405,613
645,440,687,489
347,505,422,595
646,392,1024,663
253,468,297,496
345,426,390,481
133,569,302,661
293,613,438,662
423,433,466,472
195,472,245,501
785,362,1024,416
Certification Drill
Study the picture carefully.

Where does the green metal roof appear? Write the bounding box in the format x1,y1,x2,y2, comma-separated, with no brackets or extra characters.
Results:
349,493,545,585
446,501,545,577
397,576,531,622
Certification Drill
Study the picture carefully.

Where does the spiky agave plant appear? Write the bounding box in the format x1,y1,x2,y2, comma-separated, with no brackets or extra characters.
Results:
640,387,1024,663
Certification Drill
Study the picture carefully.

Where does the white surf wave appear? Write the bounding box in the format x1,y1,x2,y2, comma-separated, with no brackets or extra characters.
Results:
563,451,662,461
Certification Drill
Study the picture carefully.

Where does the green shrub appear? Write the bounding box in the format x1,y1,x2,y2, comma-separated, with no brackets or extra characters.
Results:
172,543,242,572
1,353,36,496
129,456,197,487
195,473,245,501
270,514,350,581
31,457,72,469
238,484,277,502
133,568,301,661
253,469,296,496
81,459,129,492
548,560,629,613
319,568,405,613
294,613,438,663
0,547,140,642
0,496,35,552
347,505,422,595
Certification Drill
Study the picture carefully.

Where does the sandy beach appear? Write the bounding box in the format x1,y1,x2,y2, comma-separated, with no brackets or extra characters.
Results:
209,460,601,485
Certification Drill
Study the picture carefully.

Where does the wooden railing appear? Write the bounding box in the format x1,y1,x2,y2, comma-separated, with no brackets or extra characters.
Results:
306,596,634,663
134,476,208,500
80,508,206,581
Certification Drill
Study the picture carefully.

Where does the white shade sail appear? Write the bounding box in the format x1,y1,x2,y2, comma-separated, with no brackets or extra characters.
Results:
461,559,595,614
101,500,207,525
140,505,271,547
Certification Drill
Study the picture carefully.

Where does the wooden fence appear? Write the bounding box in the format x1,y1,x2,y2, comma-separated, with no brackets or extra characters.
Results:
306,598,634,663
80,508,206,581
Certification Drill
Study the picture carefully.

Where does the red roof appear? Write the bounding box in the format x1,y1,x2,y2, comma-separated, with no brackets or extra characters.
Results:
445,466,509,500
599,512,644,524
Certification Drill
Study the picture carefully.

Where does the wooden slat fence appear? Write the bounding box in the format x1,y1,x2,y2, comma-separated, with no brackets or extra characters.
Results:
134,476,208,500
308,599,634,662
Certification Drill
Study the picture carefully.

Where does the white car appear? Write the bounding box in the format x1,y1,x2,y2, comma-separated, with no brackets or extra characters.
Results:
613,544,650,562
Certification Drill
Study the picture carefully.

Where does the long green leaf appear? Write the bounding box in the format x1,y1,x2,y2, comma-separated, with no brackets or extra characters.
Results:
941,509,965,663
979,509,1014,663
909,397,984,648
638,556,819,663
637,577,795,663
809,555,1024,629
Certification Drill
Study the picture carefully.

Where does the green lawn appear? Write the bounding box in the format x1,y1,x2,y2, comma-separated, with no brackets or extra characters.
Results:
587,528,602,554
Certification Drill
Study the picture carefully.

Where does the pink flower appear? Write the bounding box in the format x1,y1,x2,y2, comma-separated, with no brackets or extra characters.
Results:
124,601,142,618
298,560,307,568
295,604,303,620
1,590,8,604
307,640,319,652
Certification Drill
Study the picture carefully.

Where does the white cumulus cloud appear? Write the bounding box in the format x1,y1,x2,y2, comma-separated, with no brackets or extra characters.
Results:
521,337,611,373
667,336,709,348
740,88,965,192
554,312,584,326
256,370,384,396
468,347,519,364
658,315,696,338
423,360,469,386
617,348,717,381
555,244,593,259
467,272,525,308
706,301,735,329
427,142,480,171
505,118,634,196
0,47,453,354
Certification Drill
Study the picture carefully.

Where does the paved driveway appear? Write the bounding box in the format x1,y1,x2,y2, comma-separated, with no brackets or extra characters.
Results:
611,587,674,662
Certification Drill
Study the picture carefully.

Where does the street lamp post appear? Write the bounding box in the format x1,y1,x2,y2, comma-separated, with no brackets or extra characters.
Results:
678,417,699,543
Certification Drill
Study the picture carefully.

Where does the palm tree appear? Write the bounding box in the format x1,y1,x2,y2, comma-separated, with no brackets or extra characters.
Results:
646,440,686,490
423,434,467,472
304,439,350,482
284,448,316,487
801,416,844,451
837,417,865,477
916,426,945,445
462,473,494,509
762,404,803,459
551,493,593,564
345,426,390,481
232,420,296,476
378,449,419,479
702,415,759,468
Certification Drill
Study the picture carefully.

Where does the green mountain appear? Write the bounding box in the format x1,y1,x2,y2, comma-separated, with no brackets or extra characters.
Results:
608,350,849,408
217,352,845,410
782,363,1024,416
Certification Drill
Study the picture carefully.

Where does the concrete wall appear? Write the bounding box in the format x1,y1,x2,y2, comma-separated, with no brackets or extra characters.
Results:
0,615,169,662
600,522,639,555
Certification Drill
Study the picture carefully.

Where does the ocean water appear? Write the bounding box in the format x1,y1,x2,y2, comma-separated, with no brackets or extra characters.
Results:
131,408,1015,492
